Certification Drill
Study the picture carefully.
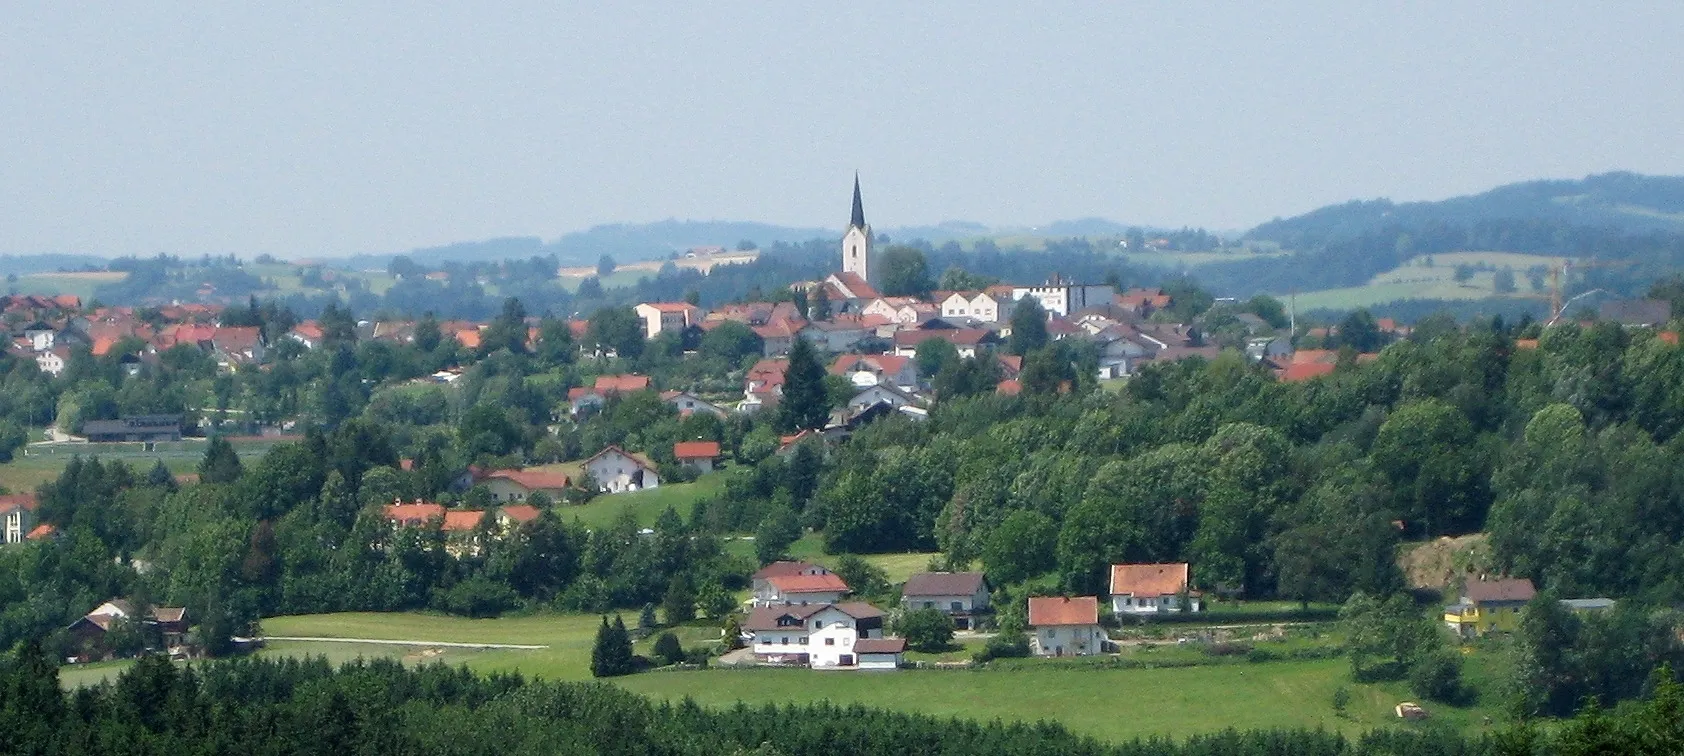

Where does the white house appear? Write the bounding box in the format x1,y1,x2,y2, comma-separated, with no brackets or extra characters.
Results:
939,291,1003,323
34,348,67,376
0,495,37,545
751,561,832,598
660,390,727,418
673,441,721,473
1027,596,1106,657
633,302,702,340
743,601,889,668
1011,280,1116,318
847,383,919,415
901,572,991,630
753,572,850,607
582,445,660,494
1109,563,1201,616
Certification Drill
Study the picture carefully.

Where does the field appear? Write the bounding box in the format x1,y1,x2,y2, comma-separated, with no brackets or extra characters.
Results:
1292,251,1565,311
0,436,290,494
557,473,727,529
11,271,127,301
67,610,1503,743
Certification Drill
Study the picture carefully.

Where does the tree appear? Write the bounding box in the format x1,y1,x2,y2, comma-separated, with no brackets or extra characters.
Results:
774,338,828,432
832,554,890,599
662,575,695,624
478,297,529,355
981,510,1056,585
699,321,762,366
596,255,617,278
808,286,831,321
915,337,960,380
896,608,955,652
587,306,644,359
198,436,243,485
938,266,998,292
1007,298,1049,356
1494,267,1517,294
652,631,684,665
1336,309,1384,352
590,614,634,677
755,504,801,565
877,246,932,297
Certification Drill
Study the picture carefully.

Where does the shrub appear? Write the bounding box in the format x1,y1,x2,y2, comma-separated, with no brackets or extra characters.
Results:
652,632,684,666
896,609,956,653
973,630,1031,663
1408,649,1467,703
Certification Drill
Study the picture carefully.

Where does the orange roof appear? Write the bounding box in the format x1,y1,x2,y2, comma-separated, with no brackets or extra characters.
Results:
751,561,827,580
1660,332,1679,346
1028,596,1100,626
498,505,541,524
454,329,482,349
996,379,1022,396
1279,362,1337,382
1290,349,1338,365
593,374,651,393
673,441,721,460
1109,563,1189,598
767,573,850,594
441,510,485,532
829,354,911,377
384,501,445,525
487,468,571,490
1514,339,1539,350
25,523,57,540
0,493,38,512
91,336,118,356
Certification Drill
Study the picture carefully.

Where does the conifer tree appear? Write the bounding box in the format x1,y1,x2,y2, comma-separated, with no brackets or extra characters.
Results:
775,337,829,432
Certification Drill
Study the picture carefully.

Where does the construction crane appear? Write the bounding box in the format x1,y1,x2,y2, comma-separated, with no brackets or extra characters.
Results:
1546,258,1638,325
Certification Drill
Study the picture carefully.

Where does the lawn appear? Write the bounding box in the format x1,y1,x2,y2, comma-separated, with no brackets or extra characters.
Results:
560,473,727,529
1291,251,1564,311
12,271,128,301
780,532,938,585
1,436,288,494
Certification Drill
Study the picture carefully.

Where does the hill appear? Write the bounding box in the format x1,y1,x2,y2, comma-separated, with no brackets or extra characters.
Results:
1250,171,1684,248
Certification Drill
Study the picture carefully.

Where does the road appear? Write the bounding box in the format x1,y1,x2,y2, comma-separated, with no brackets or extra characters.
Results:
261,636,548,650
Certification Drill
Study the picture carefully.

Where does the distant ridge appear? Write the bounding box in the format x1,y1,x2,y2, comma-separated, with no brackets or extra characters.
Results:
1249,171,1684,247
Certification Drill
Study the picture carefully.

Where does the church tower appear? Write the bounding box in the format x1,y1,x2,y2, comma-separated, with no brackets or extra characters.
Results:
841,173,873,284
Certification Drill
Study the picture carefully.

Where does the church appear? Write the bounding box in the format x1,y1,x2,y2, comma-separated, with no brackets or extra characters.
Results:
822,175,882,302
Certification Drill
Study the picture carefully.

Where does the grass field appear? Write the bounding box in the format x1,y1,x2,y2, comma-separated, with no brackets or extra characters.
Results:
560,473,728,529
11,271,128,301
0,436,289,494
1292,251,1565,311
67,609,1507,742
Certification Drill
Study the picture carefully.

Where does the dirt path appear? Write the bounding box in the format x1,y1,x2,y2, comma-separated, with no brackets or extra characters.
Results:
261,636,548,650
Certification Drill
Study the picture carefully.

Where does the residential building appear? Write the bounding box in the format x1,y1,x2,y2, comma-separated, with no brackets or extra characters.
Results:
752,317,804,356
821,272,880,304
660,390,727,418
939,291,1003,323
67,599,190,661
798,318,870,352
384,500,446,527
0,494,36,545
847,383,919,415
742,601,890,668
1560,598,1616,614
583,445,660,494
830,354,918,389
1109,563,1200,616
1600,299,1672,327
891,328,995,359
901,572,991,629
1028,596,1106,657
481,469,571,503
1011,278,1116,318
754,572,850,607
673,441,722,473
633,302,703,340
751,561,832,598
33,347,68,376
1444,577,1537,638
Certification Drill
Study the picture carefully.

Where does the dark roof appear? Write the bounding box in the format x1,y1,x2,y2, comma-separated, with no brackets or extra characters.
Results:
902,572,987,597
742,603,831,631
831,602,885,620
83,415,183,435
1466,577,1537,604
850,173,866,229
853,638,906,654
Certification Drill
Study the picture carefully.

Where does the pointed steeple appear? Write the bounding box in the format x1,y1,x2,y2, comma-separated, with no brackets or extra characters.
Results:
850,172,866,229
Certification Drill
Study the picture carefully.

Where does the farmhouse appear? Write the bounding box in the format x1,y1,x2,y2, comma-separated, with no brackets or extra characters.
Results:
743,601,892,668
1028,596,1106,657
673,441,722,473
751,561,831,598
481,468,570,503
754,572,850,607
1109,563,1200,616
67,599,190,661
1445,577,1536,638
583,445,660,494
901,572,991,629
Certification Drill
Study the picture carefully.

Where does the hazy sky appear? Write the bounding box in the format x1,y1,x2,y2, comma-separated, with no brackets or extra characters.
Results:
5,3,1683,257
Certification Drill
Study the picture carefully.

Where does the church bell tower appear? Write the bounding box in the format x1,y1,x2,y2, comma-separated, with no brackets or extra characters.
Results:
841,173,873,284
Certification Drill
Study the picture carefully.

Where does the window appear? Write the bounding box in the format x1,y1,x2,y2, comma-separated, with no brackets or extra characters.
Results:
780,636,788,645
825,638,835,646
799,637,808,645
951,601,963,612
922,601,934,609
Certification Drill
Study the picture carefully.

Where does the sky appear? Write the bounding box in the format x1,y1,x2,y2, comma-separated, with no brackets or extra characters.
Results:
4,3,1683,258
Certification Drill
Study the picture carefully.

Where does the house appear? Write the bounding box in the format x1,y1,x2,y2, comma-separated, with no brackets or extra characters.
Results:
742,601,889,668
891,328,995,359
752,317,806,356
481,469,571,503
83,415,183,443
673,441,722,473
1444,577,1537,638
751,561,832,598
288,321,326,349
1109,563,1200,616
211,326,265,367
822,272,881,303
33,347,68,376
634,302,703,340
569,374,652,416
798,318,871,352
67,599,190,661
496,504,542,529
583,445,660,494
661,390,727,418
1011,279,1116,318
384,500,446,527
22,320,57,351
1560,598,1616,614
754,571,850,607
901,572,991,629
1278,362,1337,383
1245,336,1293,363
1027,596,1106,657
740,358,789,414
938,291,1003,323
830,354,918,390
847,383,919,415
1599,299,1672,327
0,494,37,545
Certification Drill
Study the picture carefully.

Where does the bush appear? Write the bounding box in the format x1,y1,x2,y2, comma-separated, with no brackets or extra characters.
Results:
652,632,684,665
896,608,956,653
973,630,1031,663
1408,649,1467,703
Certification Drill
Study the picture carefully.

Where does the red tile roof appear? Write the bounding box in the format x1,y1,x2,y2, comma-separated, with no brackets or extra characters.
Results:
441,510,486,532
1028,596,1100,626
752,561,828,580
673,441,721,460
25,523,56,540
0,493,38,512
1514,339,1539,350
996,379,1022,396
498,505,541,524
1109,563,1189,598
594,374,651,393
385,501,445,526
486,468,571,491
767,573,850,594
1291,349,1338,365
1279,362,1337,382
829,354,911,377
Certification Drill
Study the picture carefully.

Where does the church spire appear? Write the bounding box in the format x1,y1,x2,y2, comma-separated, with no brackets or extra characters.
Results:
850,172,866,229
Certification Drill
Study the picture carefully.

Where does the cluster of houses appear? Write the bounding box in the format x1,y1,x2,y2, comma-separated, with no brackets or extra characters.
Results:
66,598,192,662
